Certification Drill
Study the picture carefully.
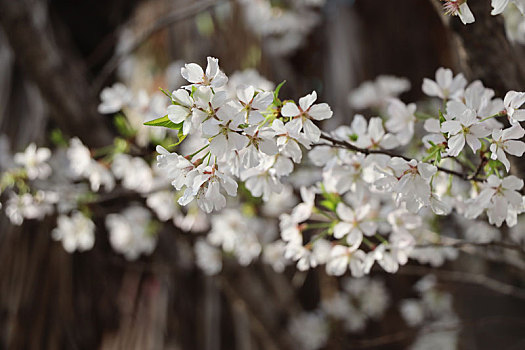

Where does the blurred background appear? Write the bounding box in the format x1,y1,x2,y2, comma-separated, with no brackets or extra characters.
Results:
1,0,525,349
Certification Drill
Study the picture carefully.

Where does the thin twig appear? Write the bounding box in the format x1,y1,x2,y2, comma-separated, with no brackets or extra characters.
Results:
92,0,226,91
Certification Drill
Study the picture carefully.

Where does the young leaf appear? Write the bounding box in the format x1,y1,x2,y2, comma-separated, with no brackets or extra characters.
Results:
169,129,187,147
273,80,286,106
144,115,182,130
159,87,173,100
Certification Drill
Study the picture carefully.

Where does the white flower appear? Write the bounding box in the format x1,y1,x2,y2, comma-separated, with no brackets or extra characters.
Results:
441,108,490,156
262,185,298,216
385,99,417,145
98,83,132,114
207,210,263,266
376,158,437,213
111,154,154,193
333,202,377,245
179,165,237,213
242,126,278,167
14,143,52,180
422,118,447,148
458,81,504,120
52,212,95,253
400,300,425,326
272,119,311,163
263,241,289,272
288,312,328,350
280,213,302,244
465,175,524,227
67,137,92,177
387,208,422,235
326,245,367,277
157,145,198,188
348,76,410,110
166,88,196,135
227,69,275,93
281,91,333,142
181,56,228,88
490,123,525,171
202,104,248,158
5,192,53,225
241,158,283,201
291,186,316,222
503,90,525,123
492,0,525,15
87,161,115,192
65,138,115,192
442,0,475,24
233,85,273,124
366,243,401,274
194,239,222,275
422,67,467,100
351,115,399,150
106,206,156,260
146,190,178,221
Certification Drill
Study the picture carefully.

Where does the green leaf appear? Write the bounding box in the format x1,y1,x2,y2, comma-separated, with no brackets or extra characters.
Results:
438,110,445,123
159,87,172,100
50,129,68,147
114,114,136,138
169,129,187,147
320,199,336,212
273,80,286,106
144,115,182,129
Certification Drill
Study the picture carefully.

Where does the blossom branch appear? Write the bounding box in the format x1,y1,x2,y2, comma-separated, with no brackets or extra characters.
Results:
319,131,483,182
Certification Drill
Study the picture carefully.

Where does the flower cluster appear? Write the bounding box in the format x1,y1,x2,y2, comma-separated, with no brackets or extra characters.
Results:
154,57,332,214
147,60,525,278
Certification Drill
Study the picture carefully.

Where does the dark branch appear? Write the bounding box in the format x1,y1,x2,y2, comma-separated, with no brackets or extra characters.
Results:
0,0,114,147
319,132,484,182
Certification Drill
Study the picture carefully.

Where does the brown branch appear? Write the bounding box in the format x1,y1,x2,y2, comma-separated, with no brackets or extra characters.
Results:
0,0,114,148
92,0,227,91
430,0,525,95
319,132,484,182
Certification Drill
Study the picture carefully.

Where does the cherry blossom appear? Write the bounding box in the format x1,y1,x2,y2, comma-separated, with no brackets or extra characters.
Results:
503,90,525,123
181,57,228,88
385,99,417,145
442,0,475,25
422,67,467,100
281,91,333,143
52,211,95,253
14,143,52,180
333,202,377,244
492,0,525,15
441,108,490,156
350,115,399,150
490,123,525,171
466,175,524,226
